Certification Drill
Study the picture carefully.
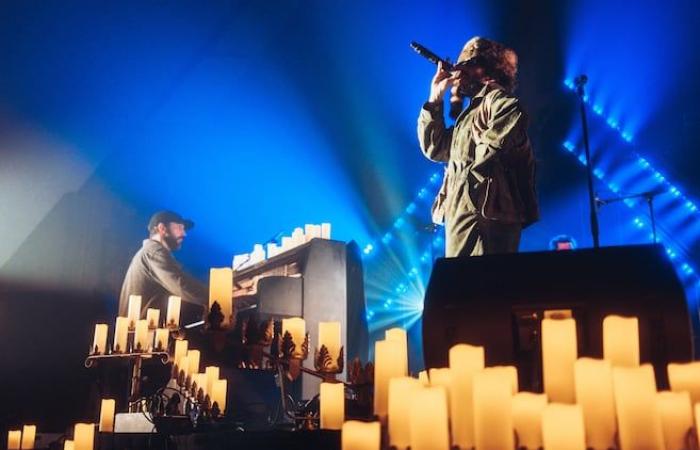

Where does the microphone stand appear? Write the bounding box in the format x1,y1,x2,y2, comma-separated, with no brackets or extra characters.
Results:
596,190,663,244
575,75,600,248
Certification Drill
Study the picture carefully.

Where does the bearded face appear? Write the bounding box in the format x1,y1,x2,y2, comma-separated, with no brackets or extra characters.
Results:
162,222,186,251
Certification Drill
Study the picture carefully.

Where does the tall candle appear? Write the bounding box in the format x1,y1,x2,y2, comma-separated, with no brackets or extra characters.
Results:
542,403,586,450
318,321,342,371
91,324,108,355
209,268,233,327
485,365,518,394
613,364,664,450
154,328,169,351
64,440,74,450
187,350,200,375
205,366,220,395
388,377,421,449
512,392,547,450
428,368,452,419
668,362,700,405
173,339,188,366
73,423,95,450
449,344,485,449
473,368,514,450
21,425,36,449
134,319,149,352
127,295,141,329
192,373,208,396
409,386,450,450
342,421,380,450
373,339,405,417
178,356,190,377
418,370,430,386
211,379,227,414
146,308,160,329
657,391,693,450
166,296,181,328
321,223,332,239
542,318,577,403
282,317,306,358
574,358,616,450
385,328,408,376
603,315,639,367
113,317,128,353
7,430,21,450
320,382,345,430
98,399,115,432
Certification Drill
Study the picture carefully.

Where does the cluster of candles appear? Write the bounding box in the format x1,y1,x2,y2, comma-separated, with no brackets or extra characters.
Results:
333,315,700,450
170,339,228,414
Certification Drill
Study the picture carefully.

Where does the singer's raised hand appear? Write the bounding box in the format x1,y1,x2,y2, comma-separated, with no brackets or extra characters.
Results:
428,61,452,104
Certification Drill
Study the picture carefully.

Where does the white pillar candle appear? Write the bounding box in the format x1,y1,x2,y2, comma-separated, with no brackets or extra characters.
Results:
373,339,405,417
292,227,304,246
166,296,181,328
613,364,664,450
64,440,74,450
342,421,380,450
448,344,485,449
187,350,200,375
177,356,190,377
542,403,586,450
418,370,429,386
320,382,345,430
485,365,518,394
98,399,115,432
388,377,421,449
7,430,21,450
473,369,514,450
146,308,160,329
428,368,452,419
21,425,36,449
281,237,293,251
603,315,639,367
211,379,227,414
657,391,693,450
321,223,332,239
318,321,342,371
127,295,141,329
134,319,149,352
173,339,188,366
409,386,450,450
192,373,208,396
668,362,700,405
512,392,547,450
154,328,169,351
73,423,95,450
542,318,577,403
113,317,128,353
209,268,233,327
385,328,408,376
267,242,279,258
91,324,108,355
574,358,616,450
282,317,306,358
205,366,220,395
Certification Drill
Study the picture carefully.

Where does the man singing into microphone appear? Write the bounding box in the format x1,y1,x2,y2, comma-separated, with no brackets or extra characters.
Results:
417,37,539,257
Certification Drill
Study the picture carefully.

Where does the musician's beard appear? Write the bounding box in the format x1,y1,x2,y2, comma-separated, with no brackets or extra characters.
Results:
163,233,183,251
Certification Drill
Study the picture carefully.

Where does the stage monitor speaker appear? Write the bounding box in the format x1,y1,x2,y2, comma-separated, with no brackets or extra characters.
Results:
422,244,693,390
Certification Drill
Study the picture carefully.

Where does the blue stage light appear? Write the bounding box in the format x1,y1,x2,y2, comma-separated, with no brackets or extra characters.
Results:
563,141,575,152
405,202,417,214
593,105,603,115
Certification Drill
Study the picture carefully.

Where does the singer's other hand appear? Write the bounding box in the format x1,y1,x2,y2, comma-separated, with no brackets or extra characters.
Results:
428,61,452,104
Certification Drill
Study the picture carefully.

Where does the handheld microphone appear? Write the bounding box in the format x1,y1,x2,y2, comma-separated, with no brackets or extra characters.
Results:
410,41,454,71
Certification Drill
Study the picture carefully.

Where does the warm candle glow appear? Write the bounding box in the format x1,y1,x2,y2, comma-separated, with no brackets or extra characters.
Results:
320,382,344,430
166,296,181,328
187,350,200,375
205,366,220,395
192,373,208,396
321,223,331,239
603,315,639,367
211,379,227,414
574,357,616,450
542,317,577,403
473,368,514,450
127,295,141,329
613,364,664,450
485,365,518,394
134,319,150,352
657,391,693,450
7,430,21,450
146,308,160,329
418,370,429,386
341,421,380,450
282,317,306,358
668,361,700,405
512,392,547,450
209,268,233,327
408,386,450,450
21,425,36,449
91,324,108,355
318,322,342,371
388,377,421,449
98,399,115,432
178,355,190,377
385,328,408,377
428,367,452,424
173,339,188,366
154,328,169,351
113,317,128,353
64,440,74,450
448,343,485,449
542,403,586,450
373,339,405,417
73,423,95,450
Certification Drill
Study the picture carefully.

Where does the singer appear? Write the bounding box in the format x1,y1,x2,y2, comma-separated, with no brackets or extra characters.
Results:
417,37,539,257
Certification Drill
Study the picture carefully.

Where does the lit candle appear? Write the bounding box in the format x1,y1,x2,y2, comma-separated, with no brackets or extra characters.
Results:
341,421,380,450
7,430,21,449
318,321,342,371
418,370,429,386
113,317,128,353
205,366,220,395
320,382,345,430
134,319,149,352
154,328,169,351
146,308,160,329
428,368,452,418
177,355,190,377
91,324,108,355
209,268,233,327
127,295,141,329
574,357,616,450
73,423,95,450
173,339,188,366
21,425,36,449
282,317,306,358
485,365,518,394
542,403,586,450
603,315,639,367
409,386,450,450
542,317,577,403
385,328,408,376
321,223,332,239
98,399,115,432
448,343,485,450
187,350,200,375
192,373,208,396
373,339,405,417
64,440,74,450
512,392,547,450
388,377,421,449
657,391,693,450
292,227,304,246
473,368,514,450
668,362,700,405
695,404,700,445
166,296,181,328
267,242,278,258
211,379,227,414
613,364,664,450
